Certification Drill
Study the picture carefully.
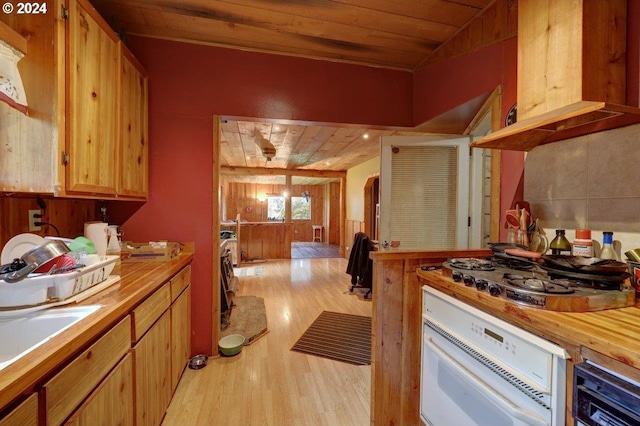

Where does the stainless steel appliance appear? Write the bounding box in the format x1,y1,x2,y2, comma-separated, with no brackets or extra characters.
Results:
421,286,569,426
573,361,640,426
442,257,635,312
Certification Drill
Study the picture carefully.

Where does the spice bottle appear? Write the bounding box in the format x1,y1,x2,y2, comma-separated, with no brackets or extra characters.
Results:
572,229,593,257
549,230,571,255
599,231,617,260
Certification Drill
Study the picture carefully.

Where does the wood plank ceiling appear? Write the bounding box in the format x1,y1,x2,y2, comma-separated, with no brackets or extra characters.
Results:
91,0,497,180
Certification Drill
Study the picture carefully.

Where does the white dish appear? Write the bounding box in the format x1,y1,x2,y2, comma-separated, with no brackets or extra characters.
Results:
1,233,45,264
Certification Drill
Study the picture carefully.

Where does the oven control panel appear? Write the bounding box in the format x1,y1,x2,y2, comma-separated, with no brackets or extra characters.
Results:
470,321,519,356
423,286,569,392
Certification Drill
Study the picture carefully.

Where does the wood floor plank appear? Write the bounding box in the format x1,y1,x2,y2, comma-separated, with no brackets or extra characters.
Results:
162,258,371,425
291,242,340,258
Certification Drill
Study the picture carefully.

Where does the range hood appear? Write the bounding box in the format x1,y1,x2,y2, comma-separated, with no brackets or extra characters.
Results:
471,0,640,151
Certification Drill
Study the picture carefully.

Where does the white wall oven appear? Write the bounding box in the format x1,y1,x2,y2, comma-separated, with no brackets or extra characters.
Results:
421,287,569,426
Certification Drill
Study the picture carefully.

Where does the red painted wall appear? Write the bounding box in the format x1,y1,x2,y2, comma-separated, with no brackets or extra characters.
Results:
128,38,413,127
119,114,214,354
122,37,413,355
413,39,516,125
413,38,525,241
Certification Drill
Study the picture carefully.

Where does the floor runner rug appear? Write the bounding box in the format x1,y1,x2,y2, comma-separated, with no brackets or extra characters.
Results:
221,295,268,345
291,311,372,365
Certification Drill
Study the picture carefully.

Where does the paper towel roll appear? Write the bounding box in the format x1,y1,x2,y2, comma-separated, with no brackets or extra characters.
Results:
84,221,107,257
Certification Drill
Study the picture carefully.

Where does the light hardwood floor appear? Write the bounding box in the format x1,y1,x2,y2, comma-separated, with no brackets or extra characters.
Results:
291,242,340,259
163,258,372,426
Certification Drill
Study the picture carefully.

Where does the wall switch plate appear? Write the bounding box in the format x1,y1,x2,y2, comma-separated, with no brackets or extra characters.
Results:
28,209,42,231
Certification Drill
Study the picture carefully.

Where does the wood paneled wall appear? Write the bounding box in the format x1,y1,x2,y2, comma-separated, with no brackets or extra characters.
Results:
223,182,338,243
344,220,365,259
327,182,340,244
422,0,518,66
0,197,98,249
239,223,292,260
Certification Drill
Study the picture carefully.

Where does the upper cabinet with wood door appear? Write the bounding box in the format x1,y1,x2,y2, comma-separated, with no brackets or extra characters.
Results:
118,49,148,197
0,0,148,199
66,0,120,196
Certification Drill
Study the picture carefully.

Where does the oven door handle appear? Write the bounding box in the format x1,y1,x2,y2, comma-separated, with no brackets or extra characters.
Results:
424,334,548,426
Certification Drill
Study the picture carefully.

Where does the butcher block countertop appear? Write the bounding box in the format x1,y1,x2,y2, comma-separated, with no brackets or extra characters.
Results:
0,249,194,411
417,268,640,370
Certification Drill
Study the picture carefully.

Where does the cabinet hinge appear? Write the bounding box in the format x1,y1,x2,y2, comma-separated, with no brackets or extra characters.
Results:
468,217,471,227
61,5,69,19
62,151,70,165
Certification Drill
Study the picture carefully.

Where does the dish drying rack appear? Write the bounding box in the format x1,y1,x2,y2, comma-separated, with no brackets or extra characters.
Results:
0,256,120,310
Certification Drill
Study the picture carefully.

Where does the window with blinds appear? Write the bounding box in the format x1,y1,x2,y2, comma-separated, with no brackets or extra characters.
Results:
388,145,458,249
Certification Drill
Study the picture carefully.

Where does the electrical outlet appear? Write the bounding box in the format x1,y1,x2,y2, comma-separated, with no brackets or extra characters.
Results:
28,209,42,231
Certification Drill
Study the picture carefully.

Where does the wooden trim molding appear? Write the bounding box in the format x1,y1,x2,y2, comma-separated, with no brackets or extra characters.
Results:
212,115,221,356
0,20,27,53
362,174,379,240
221,166,346,179
489,88,503,242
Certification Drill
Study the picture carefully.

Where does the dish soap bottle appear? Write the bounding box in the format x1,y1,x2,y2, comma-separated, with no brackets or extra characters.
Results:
549,229,571,255
599,231,617,260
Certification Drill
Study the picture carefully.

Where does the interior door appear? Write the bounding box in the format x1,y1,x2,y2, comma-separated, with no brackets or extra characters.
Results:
379,135,471,250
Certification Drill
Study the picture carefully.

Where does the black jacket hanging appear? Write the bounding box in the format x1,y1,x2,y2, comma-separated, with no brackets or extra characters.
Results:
346,232,373,289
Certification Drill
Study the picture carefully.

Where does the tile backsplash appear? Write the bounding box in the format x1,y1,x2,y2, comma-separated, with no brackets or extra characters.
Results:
524,123,640,256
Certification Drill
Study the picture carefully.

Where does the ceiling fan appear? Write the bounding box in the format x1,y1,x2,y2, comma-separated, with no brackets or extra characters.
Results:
254,130,276,161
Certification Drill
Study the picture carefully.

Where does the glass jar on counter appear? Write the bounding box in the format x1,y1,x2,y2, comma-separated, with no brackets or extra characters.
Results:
573,229,594,257
549,229,571,255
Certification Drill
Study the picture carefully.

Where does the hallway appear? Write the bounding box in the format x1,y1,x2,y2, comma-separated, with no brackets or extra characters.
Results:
163,258,371,425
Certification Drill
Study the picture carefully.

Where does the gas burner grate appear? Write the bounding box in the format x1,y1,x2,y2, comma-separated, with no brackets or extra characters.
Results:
546,275,623,291
503,273,574,294
448,258,495,271
491,256,536,271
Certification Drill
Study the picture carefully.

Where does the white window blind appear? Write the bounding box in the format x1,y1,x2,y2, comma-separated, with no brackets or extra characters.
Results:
389,145,458,249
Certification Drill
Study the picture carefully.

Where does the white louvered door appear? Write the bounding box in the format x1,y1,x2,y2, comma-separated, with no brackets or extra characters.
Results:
379,135,471,250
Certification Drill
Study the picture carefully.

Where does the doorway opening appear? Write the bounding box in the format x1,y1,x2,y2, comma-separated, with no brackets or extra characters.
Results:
363,174,379,241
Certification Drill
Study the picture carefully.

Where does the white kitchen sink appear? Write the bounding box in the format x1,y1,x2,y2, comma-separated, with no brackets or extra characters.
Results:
0,305,101,371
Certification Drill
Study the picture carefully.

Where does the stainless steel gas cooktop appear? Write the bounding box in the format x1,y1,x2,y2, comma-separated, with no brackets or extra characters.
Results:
442,257,636,312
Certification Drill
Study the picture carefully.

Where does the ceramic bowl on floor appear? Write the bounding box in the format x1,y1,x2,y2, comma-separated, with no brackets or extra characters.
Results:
219,334,245,356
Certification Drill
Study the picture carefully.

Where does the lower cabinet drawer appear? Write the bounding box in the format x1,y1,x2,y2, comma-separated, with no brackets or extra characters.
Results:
131,283,170,341
169,266,190,302
65,353,134,426
43,316,131,426
0,394,37,426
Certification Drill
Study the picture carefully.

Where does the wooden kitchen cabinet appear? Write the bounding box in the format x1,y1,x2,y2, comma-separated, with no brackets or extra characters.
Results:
65,0,121,196
0,394,37,426
118,49,149,198
64,353,134,426
43,316,131,426
170,266,192,392
132,311,172,426
0,257,193,426
170,284,191,392
0,0,148,199
131,283,171,341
